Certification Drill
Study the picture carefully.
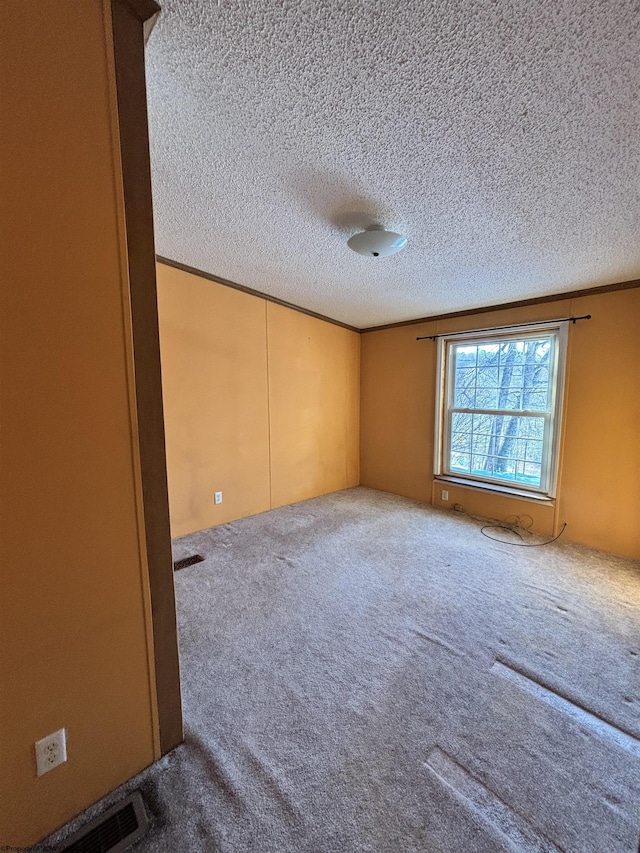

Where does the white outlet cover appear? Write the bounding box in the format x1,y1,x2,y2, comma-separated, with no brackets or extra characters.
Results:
35,728,67,776
441,490,449,501
214,491,223,504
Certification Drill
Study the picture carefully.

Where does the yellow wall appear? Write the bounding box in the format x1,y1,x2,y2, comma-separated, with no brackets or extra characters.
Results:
1,0,157,845
361,290,640,559
160,262,637,558
157,264,360,537
557,291,640,557
3,2,634,848
157,267,271,535
267,303,361,508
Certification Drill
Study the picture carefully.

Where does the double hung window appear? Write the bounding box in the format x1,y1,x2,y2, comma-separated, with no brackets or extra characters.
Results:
436,325,567,497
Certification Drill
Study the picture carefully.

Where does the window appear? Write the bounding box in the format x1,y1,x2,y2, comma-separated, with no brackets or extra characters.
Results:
435,325,567,497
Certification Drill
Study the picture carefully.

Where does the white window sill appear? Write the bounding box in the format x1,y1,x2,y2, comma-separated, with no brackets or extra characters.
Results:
434,475,555,504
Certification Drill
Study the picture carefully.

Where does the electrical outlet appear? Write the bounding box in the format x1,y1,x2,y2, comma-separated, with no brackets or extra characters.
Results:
441,489,449,501
214,491,223,505
35,728,67,776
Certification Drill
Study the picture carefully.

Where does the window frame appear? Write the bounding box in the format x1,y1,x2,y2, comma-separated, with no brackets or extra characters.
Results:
434,323,568,499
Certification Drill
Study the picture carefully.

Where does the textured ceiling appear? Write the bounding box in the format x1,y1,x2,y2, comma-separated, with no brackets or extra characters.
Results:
145,0,640,328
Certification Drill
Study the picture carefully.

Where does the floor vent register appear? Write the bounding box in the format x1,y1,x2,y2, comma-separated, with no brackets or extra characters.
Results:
62,791,149,853
173,553,205,571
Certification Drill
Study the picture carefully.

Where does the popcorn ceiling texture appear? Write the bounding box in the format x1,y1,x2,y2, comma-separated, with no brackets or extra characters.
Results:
145,0,640,328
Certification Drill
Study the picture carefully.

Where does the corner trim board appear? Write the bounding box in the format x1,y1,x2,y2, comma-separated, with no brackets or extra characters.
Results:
360,278,640,333
121,0,160,21
155,260,640,334
111,0,183,756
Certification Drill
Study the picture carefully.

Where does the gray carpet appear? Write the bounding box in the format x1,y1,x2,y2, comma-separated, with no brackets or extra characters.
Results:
48,487,640,852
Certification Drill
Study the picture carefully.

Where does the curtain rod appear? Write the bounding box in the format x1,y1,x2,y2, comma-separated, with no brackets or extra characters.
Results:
416,315,591,341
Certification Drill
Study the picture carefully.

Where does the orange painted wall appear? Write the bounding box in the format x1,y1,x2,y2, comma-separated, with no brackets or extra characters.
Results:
268,303,360,508
359,317,438,506
557,290,640,557
0,0,157,845
157,264,360,537
157,265,271,535
361,290,640,558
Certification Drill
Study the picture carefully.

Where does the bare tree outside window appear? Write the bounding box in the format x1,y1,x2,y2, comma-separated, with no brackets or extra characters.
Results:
441,331,563,494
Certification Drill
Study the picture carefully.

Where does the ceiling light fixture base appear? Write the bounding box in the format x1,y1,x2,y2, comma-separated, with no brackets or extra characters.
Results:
347,224,408,258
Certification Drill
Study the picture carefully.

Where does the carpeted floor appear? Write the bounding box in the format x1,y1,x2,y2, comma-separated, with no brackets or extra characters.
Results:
48,487,640,852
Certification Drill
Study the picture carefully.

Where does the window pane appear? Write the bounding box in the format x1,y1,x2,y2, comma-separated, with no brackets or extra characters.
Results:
454,383,475,407
454,346,477,369
450,452,470,473
472,413,493,435
471,433,490,455
472,454,495,476
476,366,498,385
477,344,499,367
534,366,550,385
451,412,472,432
524,462,541,481
451,432,472,453
475,385,499,409
505,390,523,410
526,390,548,410
452,336,553,415
501,341,525,366
448,414,545,487
521,418,544,439
500,364,523,386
